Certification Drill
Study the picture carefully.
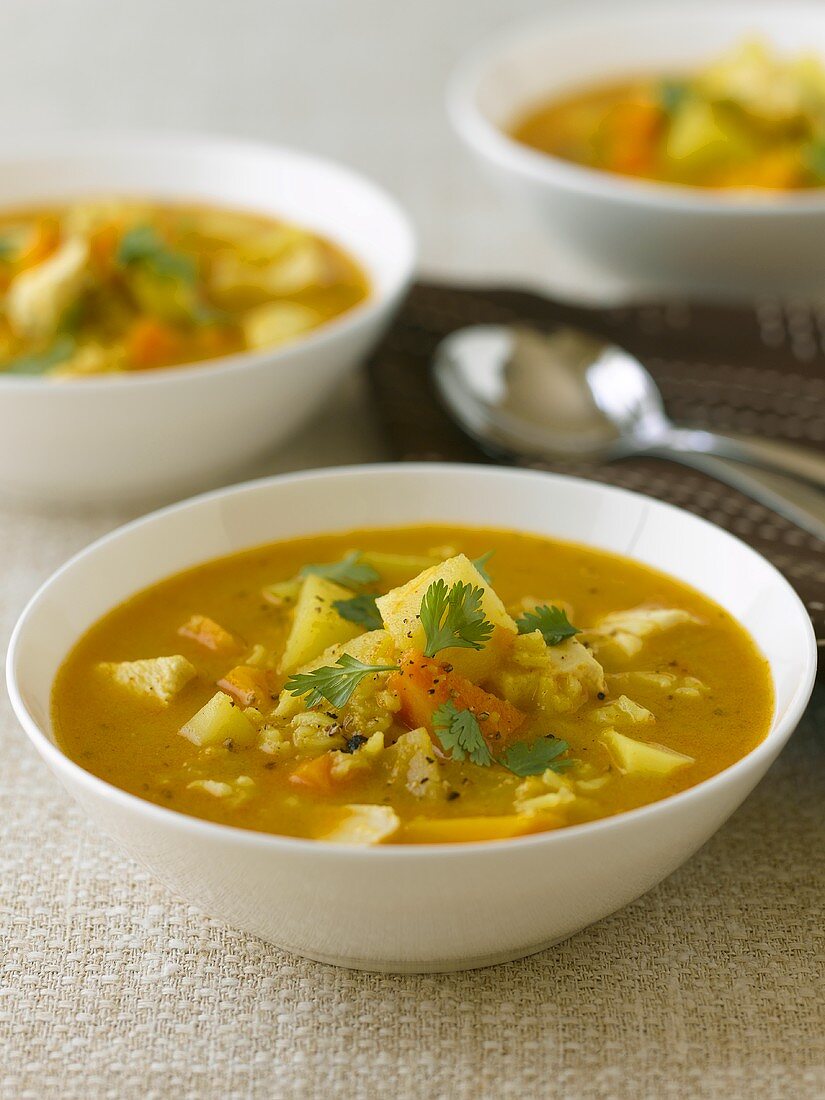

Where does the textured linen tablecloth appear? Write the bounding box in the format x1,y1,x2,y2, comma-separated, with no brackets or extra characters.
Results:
1,368,823,1100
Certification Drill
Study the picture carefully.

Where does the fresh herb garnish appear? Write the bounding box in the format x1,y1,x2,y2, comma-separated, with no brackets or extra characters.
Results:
499,736,573,776
805,139,825,182
659,80,689,115
420,580,494,658
472,551,495,584
3,335,76,376
0,235,17,261
433,701,573,776
432,702,494,767
516,604,580,646
300,551,379,591
283,654,396,709
333,593,383,631
117,225,196,283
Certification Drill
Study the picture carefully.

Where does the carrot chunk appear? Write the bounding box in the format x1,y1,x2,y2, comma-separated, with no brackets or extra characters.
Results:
177,614,244,656
289,753,334,793
217,665,276,709
126,318,184,370
389,652,525,751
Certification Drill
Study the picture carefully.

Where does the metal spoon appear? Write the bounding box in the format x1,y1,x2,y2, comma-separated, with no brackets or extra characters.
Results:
433,323,825,540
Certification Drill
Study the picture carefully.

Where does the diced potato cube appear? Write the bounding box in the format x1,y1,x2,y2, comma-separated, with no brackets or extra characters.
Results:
602,729,694,777
375,554,516,680
243,301,321,350
320,804,400,845
216,665,276,709
178,614,243,656
280,574,364,674
592,694,655,726
180,692,256,748
98,655,196,706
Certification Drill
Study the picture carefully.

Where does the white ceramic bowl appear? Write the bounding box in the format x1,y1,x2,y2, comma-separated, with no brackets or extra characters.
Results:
0,134,415,508
450,3,825,297
6,465,816,972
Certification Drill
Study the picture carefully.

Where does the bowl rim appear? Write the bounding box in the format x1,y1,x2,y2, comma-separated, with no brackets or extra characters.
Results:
6,462,818,859
448,1,825,216
0,130,416,392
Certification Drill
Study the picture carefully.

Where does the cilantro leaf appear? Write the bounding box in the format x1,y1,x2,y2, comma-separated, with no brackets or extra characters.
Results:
432,702,494,767
420,579,494,658
499,736,573,776
432,700,576,777
3,336,76,376
117,224,196,283
333,593,383,631
658,80,689,115
300,551,380,591
805,139,825,182
283,654,396,709
472,551,495,584
516,604,580,646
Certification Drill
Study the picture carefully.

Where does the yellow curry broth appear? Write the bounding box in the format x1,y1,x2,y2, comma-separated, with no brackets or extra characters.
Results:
0,200,369,377
51,526,773,844
510,40,825,191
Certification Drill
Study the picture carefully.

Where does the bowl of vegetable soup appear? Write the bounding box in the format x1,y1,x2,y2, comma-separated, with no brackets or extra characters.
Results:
0,133,414,507
450,3,825,296
7,465,816,971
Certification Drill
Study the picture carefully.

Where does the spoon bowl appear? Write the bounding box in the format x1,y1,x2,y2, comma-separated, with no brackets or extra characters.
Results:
433,322,825,540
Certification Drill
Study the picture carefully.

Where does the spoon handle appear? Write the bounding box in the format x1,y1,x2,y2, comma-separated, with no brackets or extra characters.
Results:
647,448,825,541
665,427,825,489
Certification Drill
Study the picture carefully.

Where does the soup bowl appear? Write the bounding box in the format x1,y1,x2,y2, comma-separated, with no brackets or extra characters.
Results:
6,465,816,972
0,134,415,508
449,2,825,297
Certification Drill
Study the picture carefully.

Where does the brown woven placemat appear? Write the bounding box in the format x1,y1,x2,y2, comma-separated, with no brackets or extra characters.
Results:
366,281,825,665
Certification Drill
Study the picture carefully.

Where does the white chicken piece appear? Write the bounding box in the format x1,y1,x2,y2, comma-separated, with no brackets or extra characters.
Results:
588,607,700,659
98,655,196,706
320,804,400,845
7,236,89,338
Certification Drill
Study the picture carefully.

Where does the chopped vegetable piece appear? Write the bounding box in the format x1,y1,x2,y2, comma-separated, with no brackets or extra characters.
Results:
177,614,243,655
216,665,276,709
390,652,525,748
179,691,256,747
280,574,363,673
289,753,335,793
602,728,694,777
376,554,516,680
